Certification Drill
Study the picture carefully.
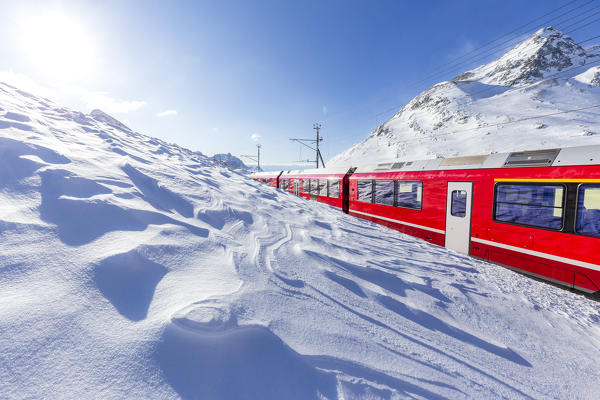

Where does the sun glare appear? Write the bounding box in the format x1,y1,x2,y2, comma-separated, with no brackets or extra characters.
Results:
19,11,98,82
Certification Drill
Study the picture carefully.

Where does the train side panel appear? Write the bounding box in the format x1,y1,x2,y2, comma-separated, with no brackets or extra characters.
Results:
469,165,600,292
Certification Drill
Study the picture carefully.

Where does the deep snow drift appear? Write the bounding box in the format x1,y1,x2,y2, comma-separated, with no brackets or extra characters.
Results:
329,27,600,167
1,81,600,399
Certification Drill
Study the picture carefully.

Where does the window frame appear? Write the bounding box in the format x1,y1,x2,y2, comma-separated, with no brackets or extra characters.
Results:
450,190,467,217
575,183,600,239
318,179,328,197
310,179,319,196
395,180,423,210
373,179,395,207
328,179,340,199
492,182,567,232
357,179,373,203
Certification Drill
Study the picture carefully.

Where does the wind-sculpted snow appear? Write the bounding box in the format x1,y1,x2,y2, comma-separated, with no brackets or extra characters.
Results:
330,27,600,166
1,81,600,399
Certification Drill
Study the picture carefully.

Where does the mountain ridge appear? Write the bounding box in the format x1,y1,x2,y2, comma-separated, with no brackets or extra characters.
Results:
329,27,600,167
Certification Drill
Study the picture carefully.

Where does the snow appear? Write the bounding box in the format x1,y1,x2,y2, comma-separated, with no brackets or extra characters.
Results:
209,152,251,172
1,81,600,399
329,27,600,167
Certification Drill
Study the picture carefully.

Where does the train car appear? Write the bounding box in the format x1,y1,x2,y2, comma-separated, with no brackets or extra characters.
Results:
281,167,355,212
348,146,600,294
250,171,282,188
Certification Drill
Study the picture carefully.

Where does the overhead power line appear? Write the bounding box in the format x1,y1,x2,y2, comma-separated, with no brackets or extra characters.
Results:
402,0,597,93
366,34,600,124
321,0,597,125
567,15,600,33
290,124,326,168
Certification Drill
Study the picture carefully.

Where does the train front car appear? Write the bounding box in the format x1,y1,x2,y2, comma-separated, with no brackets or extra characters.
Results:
283,167,354,212
348,146,600,295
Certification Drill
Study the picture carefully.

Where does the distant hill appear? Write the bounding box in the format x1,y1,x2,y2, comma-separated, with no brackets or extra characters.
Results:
209,153,251,171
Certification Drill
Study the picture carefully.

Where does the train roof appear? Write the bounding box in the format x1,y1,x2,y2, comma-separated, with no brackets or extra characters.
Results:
353,144,600,174
280,166,353,177
250,170,283,178
250,144,600,178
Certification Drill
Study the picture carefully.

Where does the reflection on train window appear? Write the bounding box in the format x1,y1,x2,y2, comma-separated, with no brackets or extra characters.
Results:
329,180,340,198
318,179,328,196
494,184,564,230
374,180,394,206
310,179,320,195
451,190,467,217
357,180,373,203
576,184,600,238
302,179,309,193
396,181,422,210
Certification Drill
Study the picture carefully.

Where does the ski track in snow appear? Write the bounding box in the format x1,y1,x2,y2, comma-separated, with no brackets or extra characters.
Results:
1,80,600,400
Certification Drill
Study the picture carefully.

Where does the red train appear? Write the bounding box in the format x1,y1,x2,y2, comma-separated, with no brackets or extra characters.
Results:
251,145,600,294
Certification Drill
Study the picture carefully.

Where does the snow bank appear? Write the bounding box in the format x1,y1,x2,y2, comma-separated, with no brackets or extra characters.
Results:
1,81,600,399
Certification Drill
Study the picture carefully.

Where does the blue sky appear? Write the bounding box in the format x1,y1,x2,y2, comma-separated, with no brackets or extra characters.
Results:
1,0,599,168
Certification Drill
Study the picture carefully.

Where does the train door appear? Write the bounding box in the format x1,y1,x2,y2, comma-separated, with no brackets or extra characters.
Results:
445,182,473,254
294,179,300,196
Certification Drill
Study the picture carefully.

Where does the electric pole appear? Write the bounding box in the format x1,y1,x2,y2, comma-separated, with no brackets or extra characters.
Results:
257,144,260,171
290,123,326,168
240,144,261,171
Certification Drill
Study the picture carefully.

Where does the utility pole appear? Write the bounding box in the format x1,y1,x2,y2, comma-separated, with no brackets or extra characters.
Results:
257,144,261,171
314,123,321,168
290,123,326,168
240,144,261,171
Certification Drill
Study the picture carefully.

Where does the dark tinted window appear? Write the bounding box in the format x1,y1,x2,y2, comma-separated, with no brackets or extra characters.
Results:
357,180,372,203
329,180,340,198
396,181,422,210
319,179,328,196
374,180,394,206
281,179,288,190
576,184,600,238
494,184,564,230
302,179,309,193
451,190,467,217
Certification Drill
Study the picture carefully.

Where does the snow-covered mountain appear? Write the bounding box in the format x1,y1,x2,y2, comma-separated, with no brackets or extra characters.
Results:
2,81,600,399
209,152,251,171
329,27,600,166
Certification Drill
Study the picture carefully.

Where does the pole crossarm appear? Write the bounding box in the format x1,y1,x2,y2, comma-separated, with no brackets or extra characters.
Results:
289,123,325,168
289,138,317,151
240,144,261,171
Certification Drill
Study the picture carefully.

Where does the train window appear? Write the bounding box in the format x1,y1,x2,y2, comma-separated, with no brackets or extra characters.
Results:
302,179,309,193
357,180,373,203
494,184,564,230
396,181,422,210
329,180,340,198
281,179,288,190
451,190,467,217
374,180,394,206
318,180,328,196
310,179,320,196
576,184,600,238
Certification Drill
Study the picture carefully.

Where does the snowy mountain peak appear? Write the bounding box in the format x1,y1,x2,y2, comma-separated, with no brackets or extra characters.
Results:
89,109,132,132
329,27,600,167
454,27,587,86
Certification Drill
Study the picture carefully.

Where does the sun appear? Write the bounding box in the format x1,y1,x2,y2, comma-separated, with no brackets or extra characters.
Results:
19,11,98,82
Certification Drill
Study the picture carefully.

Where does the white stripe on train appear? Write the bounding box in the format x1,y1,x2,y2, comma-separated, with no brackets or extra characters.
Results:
350,209,600,273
